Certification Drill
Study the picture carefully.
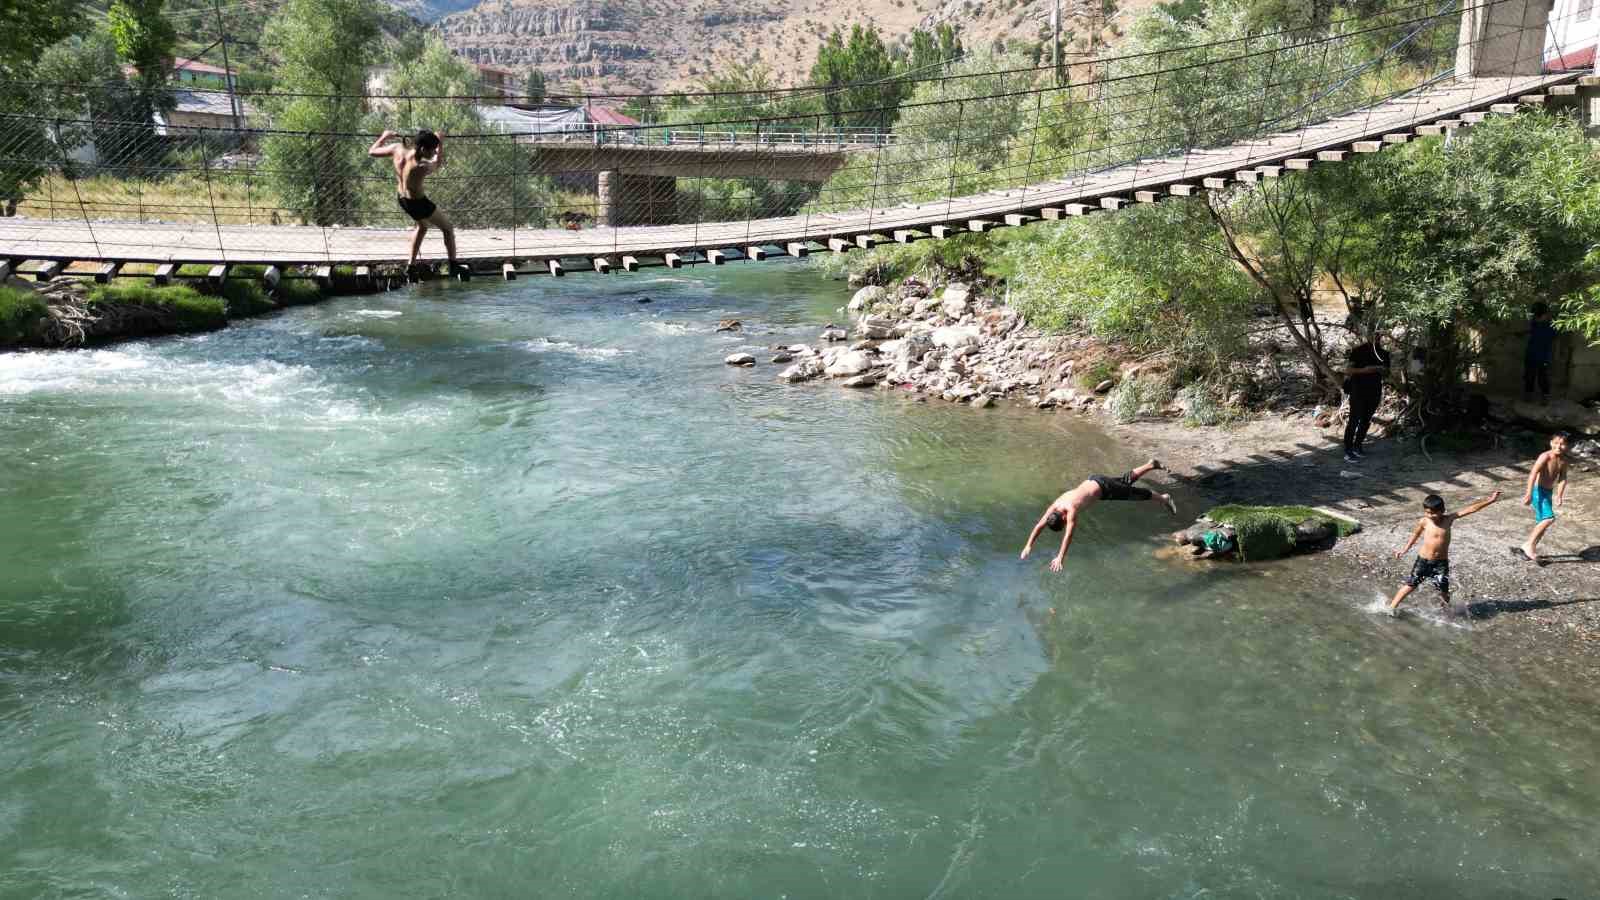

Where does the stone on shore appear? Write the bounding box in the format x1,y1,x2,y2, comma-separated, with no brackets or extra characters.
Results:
779,359,824,382
824,350,874,377
848,285,887,313
725,353,756,367
771,352,794,364
821,327,848,342
930,325,980,350
841,373,879,388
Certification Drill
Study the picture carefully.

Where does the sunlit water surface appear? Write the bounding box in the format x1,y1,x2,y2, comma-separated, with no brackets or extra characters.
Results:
2,265,1596,898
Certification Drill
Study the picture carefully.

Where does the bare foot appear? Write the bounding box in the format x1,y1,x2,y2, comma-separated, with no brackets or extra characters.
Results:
1149,458,1165,471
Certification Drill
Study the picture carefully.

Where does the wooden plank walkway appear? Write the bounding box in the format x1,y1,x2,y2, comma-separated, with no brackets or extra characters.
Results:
0,73,1585,274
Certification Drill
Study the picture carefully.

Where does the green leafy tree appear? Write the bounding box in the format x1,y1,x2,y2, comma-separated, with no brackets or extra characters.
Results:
38,31,134,166
906,23,963,75
107,0,177,162
0,0,85,211
522,68,546,104
260,0,381,225
809,25,907,129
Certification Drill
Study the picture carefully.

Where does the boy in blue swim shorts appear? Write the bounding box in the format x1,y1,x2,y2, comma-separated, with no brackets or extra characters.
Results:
1517,432,1571,565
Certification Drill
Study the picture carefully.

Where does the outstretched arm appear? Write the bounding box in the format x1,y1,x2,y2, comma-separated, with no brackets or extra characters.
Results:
1020,512,1050,560
1049,515,1078,572
1557,463,1568,508
1393,520,1424,559
368,130,398,157
1453,490,1503,520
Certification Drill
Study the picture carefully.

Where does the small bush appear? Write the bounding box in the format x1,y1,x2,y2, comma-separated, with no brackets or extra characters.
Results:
87,283,227,331
274,277,324,306
1076,358,1118,392
1178,380,1230,427
217,278,275,316
0,283,48,345
1106,373,1170,424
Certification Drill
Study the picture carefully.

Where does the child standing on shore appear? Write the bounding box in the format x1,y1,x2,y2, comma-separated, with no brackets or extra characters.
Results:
1516,432,1570,566
1388,490,1502,615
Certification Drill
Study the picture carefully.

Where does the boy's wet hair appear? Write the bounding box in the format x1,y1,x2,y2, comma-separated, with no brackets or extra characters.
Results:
414,129,440,153
1553,431,1572,444
1531,301,1550,319
1422,494,1445,512
1046,511,1064,532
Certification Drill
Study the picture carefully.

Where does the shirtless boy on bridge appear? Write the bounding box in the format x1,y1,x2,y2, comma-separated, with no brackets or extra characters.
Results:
368,128,458,273
1020,460,1178,572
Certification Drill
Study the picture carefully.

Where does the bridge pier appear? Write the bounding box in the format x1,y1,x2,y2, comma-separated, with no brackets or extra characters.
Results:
597,171,678,228
1457,0,1554,77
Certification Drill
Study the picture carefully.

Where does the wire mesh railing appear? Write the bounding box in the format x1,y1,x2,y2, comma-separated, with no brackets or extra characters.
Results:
0,0,1586,266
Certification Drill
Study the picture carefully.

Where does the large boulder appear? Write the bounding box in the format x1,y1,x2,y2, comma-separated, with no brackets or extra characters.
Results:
840,373,879,388
930,325,980,350
725,353,756,367
912,297,942,318
778,358,824,382
820,326,848,342
854,314,896,340
825,350,874,377
848,285,888,313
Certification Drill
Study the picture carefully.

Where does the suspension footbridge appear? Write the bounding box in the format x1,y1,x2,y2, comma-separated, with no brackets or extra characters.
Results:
0,0,1592,283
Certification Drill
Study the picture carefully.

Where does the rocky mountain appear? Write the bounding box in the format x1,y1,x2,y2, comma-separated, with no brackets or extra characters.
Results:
428,0,1160,94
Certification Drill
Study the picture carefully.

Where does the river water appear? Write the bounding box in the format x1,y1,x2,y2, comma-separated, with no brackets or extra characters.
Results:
1,265,1597,898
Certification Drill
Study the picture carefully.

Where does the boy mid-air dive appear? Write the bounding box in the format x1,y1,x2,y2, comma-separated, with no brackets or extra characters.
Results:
368,128,458,275
1388,490,1501,616
1020,460,1179,572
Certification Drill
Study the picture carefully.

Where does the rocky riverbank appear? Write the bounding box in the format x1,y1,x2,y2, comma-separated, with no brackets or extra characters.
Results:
727,279,1124,413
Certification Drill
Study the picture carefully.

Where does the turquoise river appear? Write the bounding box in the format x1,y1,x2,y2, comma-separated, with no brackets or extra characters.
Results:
2,265,1597,898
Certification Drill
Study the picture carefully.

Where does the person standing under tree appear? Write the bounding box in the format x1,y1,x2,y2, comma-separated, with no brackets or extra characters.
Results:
1342,332,1390,464
368,128,459,275
1523,302,1557,405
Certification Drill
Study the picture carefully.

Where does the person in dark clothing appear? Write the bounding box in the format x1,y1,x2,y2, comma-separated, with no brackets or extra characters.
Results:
1342,335,1390,464
1524,302,1557,404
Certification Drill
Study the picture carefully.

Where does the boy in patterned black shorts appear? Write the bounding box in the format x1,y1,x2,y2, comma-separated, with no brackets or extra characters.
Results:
1387,490,1501,615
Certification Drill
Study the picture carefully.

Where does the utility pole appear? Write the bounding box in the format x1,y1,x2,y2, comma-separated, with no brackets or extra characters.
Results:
1052,0,1064,86
211,0,243,134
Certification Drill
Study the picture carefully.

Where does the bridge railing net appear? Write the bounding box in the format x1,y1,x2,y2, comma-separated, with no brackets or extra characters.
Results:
0,0,1578,262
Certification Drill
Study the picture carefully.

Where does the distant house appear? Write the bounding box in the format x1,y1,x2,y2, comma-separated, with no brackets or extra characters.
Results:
475,64,517,99
122,57,239,90
157,89,253,135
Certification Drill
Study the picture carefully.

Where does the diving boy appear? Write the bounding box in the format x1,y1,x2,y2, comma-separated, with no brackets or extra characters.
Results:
1516,431,1570,565
1388,490,1501,615
368,128,458,273
1020,459,1178,572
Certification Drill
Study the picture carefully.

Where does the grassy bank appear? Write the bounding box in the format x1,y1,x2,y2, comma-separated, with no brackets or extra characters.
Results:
0,284,48,344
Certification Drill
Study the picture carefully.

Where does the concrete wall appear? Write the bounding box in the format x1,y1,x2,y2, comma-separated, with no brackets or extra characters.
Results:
1466,322,1600,399
1458,0,1556,76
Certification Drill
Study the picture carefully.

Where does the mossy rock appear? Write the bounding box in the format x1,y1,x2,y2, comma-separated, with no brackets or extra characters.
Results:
1202,504,1360,561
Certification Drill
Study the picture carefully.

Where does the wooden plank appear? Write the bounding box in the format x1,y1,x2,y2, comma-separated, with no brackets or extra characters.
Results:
154,263,176,286
1579,75,1600,88
1039,207,1066,220
1132,190,1160,203
1414,123,1447,136
1516,93,1546,105
930,224,956,239
35,260,63,282
966,219,997,233
548,259,564,277
854,233,881,249
352,265,368,286
707,249,727,265
0,260,10,283
827,237,851,253
1381,133,1410,144
1460,111,1487,124
502,261,518,280
1351,140,1383,153
1257,165,1282,178
94,261,122,283
208,264,231,290
892,229,924,243
664,253,683,268
1099,197,1128,210
1003,212,1037,226
1168,183,1198,196
1201,177,1229,190
785,242,809,258
1235,170,1259,183
745,245,769,261
592,257,612,274
1282,158,1313,170
1315,150,1346,162
622,255,641,272
1489,102,1519,115
263,265,281,291
1549,84,1578,96
1063,203,1096,216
